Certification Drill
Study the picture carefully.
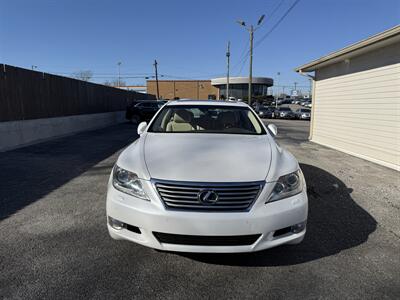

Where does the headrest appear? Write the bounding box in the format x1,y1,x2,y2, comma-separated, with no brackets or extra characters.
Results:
173,110,193,123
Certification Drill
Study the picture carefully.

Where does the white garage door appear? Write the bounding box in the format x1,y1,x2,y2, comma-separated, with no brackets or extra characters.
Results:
311,63,400,170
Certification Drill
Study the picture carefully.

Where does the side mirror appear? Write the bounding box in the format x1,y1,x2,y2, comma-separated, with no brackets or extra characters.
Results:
137,122,148,135
268,124,277,136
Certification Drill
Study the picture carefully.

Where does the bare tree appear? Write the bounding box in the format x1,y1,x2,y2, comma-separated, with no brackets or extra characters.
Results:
72,70,93,82
103,79,126,87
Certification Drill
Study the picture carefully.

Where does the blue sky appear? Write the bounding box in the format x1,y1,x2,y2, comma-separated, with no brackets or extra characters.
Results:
1,0,399,91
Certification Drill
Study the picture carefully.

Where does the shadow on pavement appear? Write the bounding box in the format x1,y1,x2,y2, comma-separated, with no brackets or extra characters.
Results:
180,163,377,266
0,123,137,221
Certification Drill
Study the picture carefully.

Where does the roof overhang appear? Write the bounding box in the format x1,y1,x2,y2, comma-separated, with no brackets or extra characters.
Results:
211,76,273,86
295,25,400,73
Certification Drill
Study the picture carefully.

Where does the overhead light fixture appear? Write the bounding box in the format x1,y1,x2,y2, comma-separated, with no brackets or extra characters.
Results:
257,14,265,26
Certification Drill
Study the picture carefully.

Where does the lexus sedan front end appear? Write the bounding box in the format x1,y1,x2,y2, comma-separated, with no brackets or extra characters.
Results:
106,100,308,253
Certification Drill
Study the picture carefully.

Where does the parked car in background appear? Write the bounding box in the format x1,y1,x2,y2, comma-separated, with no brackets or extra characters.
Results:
107,100,308,253
258,106,274,119
295,108,311,120
126,100,167,123
300,100,312,107
281,99,292,105
274,107,296,119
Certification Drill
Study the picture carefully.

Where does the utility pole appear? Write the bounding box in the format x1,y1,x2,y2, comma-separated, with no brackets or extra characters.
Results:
153,59,160,100
249,26,254,106
117,62,121,87
226,41,230,100
237,14,265,107
275,72,280,109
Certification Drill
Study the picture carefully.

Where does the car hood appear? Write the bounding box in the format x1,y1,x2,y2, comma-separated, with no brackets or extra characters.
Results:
143,133,272,182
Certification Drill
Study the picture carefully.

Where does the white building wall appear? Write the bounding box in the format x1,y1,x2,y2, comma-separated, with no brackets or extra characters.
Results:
311,63,400,170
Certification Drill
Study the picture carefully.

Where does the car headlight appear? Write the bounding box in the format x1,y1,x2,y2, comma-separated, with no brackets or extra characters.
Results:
112,165,149,200
267,170,303,202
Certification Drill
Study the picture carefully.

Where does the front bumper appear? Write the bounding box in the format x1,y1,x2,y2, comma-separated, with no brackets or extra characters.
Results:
106,179,308,253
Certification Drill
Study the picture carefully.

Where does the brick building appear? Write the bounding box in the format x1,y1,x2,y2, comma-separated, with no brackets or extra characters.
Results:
147,80,219,100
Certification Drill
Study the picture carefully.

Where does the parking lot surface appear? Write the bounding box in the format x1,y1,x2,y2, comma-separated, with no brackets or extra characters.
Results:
1,120,399,299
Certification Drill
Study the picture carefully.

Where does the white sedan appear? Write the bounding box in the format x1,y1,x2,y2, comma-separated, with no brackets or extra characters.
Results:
106,100,308,253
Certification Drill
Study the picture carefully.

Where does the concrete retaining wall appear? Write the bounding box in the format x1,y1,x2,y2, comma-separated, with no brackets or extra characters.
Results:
0,111,126,152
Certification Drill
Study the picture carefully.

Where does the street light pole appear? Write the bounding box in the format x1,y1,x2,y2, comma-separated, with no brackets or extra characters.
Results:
237,14,265,107
226,41,230,100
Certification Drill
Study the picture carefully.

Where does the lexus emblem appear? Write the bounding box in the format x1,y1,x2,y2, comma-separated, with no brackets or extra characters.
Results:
198,189,219,204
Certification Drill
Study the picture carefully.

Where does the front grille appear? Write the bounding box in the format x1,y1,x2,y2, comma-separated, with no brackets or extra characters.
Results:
154,179,263,212
153,232,261,246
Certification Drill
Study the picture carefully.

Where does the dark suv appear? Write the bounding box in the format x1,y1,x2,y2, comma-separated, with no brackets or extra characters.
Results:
274,107,295,119
126,100,167,123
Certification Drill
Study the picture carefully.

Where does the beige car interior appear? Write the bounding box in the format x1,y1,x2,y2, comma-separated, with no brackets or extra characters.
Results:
166,110,195,132
161,108,259,133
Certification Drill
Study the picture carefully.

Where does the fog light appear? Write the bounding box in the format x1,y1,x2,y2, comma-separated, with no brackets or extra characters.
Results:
291,221,306,233
108,216,125,230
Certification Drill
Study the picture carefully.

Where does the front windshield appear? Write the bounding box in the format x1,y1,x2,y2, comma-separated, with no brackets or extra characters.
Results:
148,105,266,135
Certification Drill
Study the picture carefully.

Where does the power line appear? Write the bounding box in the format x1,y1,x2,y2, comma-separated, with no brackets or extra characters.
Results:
231,39,250,72
232,0,286,68
269,0,286,20
53,72,153,76
254,0,301,49
161,73,225,79
231,0,281,73
274,84,309,88
237,55,249,76
50,71,225,80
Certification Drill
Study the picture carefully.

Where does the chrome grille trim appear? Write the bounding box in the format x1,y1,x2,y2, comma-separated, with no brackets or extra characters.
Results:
152,179,264,212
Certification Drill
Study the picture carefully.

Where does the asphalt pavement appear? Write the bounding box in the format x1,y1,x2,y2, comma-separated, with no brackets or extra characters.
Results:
1,120,399,299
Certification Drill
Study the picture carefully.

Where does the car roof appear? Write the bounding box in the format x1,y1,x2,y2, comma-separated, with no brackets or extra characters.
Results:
165,100,249,107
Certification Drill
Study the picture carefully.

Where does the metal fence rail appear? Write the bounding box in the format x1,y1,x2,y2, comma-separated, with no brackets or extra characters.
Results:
0,64,155,122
